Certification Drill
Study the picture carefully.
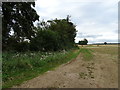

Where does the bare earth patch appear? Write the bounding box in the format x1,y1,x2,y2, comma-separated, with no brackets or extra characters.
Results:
13,45,118,88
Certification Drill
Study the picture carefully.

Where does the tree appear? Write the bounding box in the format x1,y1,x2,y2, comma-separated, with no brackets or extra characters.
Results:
79,38,88,45
2,2,39,51
47,16,77,49
30,16,77,51
30,29,60,51
84,38,88,45
104,42,107,45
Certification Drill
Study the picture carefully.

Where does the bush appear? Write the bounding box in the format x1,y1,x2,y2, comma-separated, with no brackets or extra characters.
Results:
15,41,30,52
30,30,61,51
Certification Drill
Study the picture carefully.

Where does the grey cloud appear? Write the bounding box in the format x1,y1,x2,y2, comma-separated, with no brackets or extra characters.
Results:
35,0,118,43
77,33,103,38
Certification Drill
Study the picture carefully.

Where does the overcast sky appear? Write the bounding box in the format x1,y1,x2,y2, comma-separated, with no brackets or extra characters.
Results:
34,0,118,44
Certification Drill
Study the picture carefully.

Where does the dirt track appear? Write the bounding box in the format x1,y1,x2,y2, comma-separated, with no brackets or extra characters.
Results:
13,46,118,88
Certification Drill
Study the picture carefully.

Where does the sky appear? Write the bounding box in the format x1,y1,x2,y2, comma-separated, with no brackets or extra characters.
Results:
34,0,118,44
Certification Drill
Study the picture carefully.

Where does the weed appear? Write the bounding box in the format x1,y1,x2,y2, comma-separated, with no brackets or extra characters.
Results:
2,48,80,88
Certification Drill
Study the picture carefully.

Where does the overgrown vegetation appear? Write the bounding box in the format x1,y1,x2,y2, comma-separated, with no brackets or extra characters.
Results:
2,48,80,88
2,2,79,88
30,17,77,51
3,4,77,52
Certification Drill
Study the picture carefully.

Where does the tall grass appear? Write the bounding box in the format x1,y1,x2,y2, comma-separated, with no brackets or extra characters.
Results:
2,48,80,88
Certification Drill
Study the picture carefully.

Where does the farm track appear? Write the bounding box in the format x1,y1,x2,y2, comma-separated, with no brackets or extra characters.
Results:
13,46,118,88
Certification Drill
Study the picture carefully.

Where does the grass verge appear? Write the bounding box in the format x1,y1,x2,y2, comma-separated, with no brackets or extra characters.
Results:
79,48,93,61
2,48,80,88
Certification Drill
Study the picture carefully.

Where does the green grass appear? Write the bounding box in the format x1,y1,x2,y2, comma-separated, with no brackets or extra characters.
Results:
2,48,80,88
79,48,93,61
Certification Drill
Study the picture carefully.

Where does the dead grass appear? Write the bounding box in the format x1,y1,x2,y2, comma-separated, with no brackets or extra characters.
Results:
78,45,118,55
91,45,118,55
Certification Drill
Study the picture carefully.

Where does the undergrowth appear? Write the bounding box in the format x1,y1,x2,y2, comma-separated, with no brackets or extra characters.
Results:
2,48,80,88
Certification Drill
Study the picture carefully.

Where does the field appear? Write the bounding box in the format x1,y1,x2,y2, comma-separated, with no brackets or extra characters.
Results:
11,45,118,88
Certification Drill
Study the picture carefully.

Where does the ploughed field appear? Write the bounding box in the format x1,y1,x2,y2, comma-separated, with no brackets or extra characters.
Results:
13,45,118,88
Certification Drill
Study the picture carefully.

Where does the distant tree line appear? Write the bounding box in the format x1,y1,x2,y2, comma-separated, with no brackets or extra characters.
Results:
2,2,77,52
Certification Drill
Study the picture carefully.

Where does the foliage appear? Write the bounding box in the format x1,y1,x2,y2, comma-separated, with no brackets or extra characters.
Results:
2,3,78,88
2,3,77,52
2,2,39,51
48,17,76,45
2,48,80,88
30,16,77,51
79,38,88,45
30,30,60,51
104,42,107,45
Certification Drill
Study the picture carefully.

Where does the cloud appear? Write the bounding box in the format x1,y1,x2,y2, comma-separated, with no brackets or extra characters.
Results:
77,32,102,38
34,0,118,44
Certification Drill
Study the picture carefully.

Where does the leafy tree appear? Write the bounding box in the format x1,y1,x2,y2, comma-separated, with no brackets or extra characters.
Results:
79,41,84,45
30,16,77,51
104,42,107,45
2,5,77,52
30,29,60,51
84,38,88,44
79,38,88,45
2,2,39,51
47,16,77,50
